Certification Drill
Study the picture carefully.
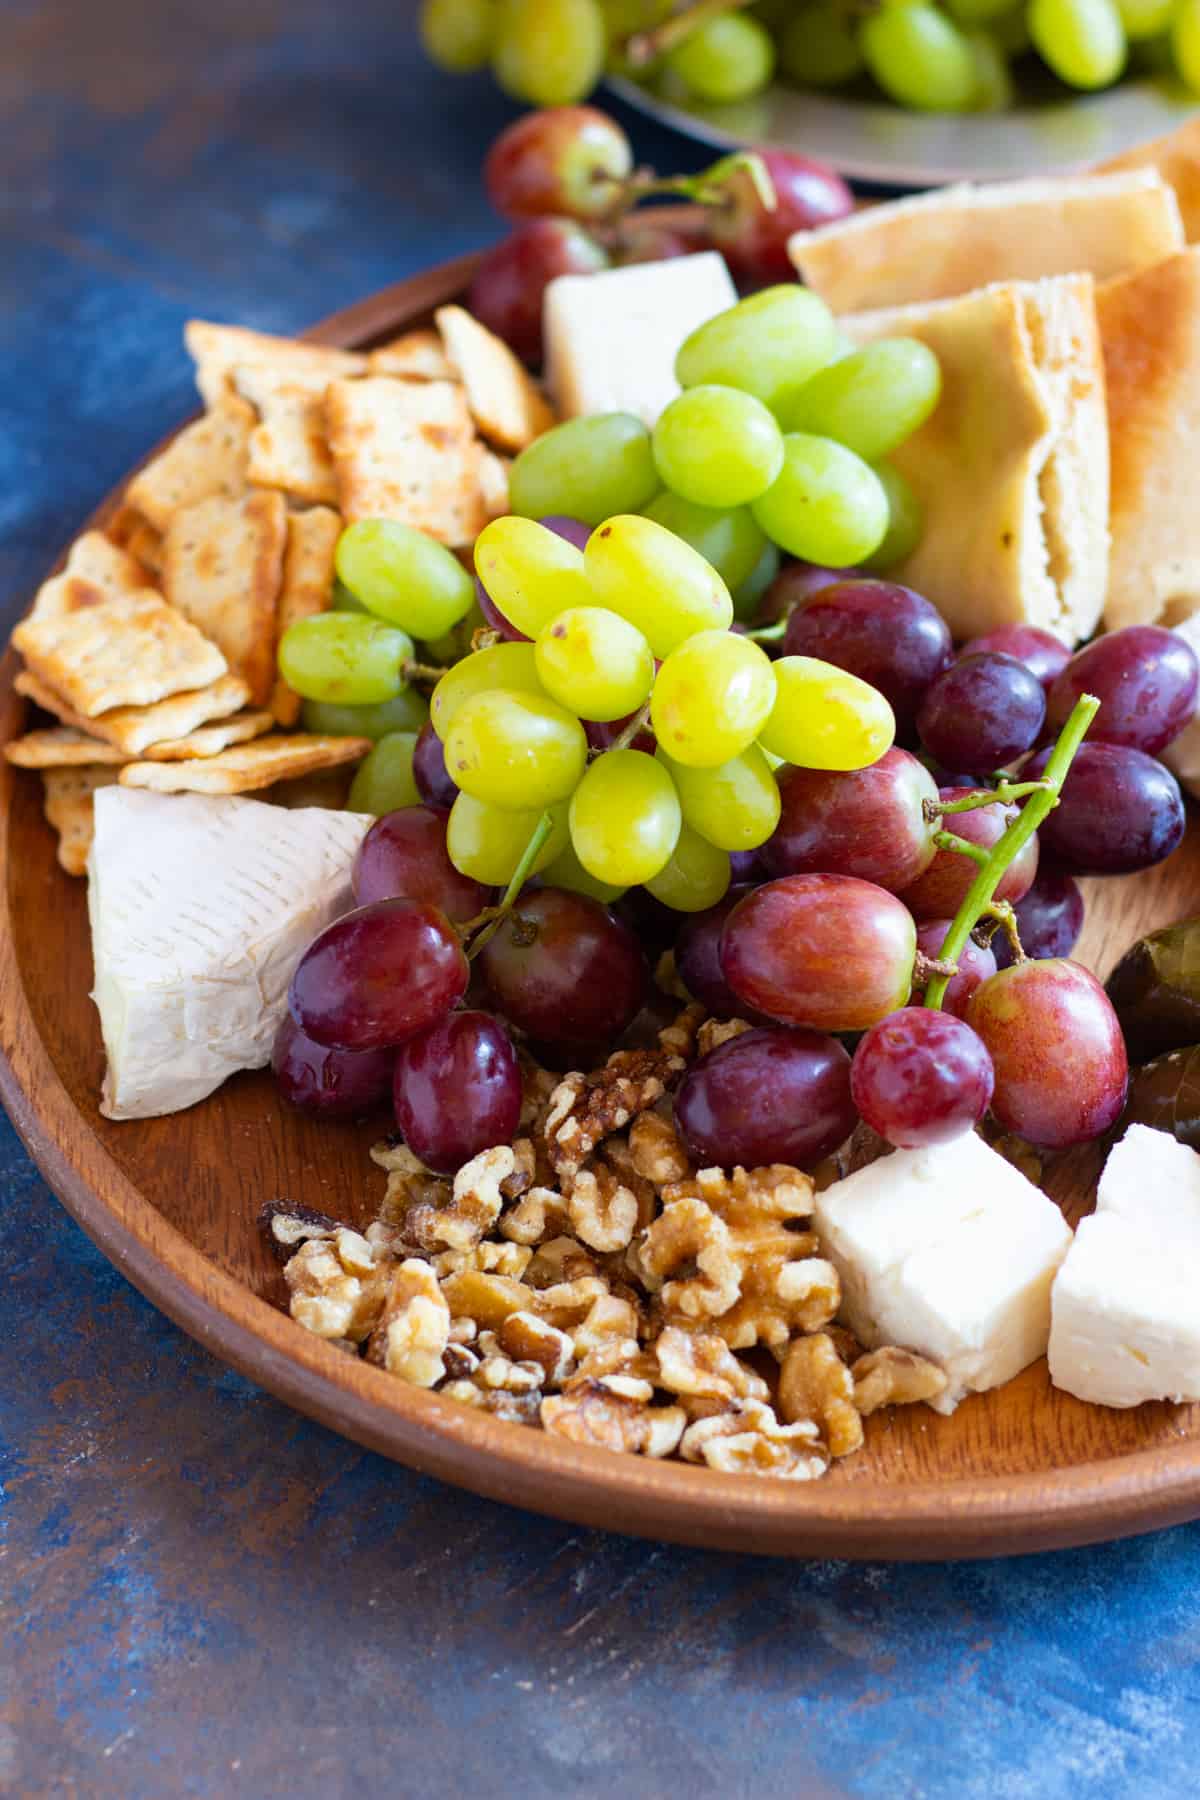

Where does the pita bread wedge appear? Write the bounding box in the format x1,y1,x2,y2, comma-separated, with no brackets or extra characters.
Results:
5,728,127,768
369,329,455,381
16,669,252,756
844,274,1109,645
1097,116,1200,243
434,304,555,452
790,169,1184,314
270,506,341,727
41,766,121,876
14,591,229,717
184,320,365,411
325,376,489,544
120,733,371,795
162,490,287,706
31,531,147,620
124,405,251,532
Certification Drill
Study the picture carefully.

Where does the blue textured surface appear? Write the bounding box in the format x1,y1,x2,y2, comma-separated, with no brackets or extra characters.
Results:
5,5,1200,1794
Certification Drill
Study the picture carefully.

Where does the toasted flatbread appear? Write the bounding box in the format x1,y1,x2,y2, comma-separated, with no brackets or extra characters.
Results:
434,304,555,452
140,709,276,760
16,668,252,756
41,766,121,876
790,170,1184,314
325,376,488,544
184,320,365,411
844,275,1109,645
5,728,127,768
270,506,341,727
1097,116,1200,243
124,405,251,532
14,591,228,717
30,531,148,621
233,363,340,503
162,490,287,706
368,329,455,381
119,733,371,794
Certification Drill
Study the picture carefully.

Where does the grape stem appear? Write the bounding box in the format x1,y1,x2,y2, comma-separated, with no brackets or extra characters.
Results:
932,829,990,867
922,693,1099,1012
402,658,451,685
622,0,758,67
985,900,1026,964
744,617,789,643
462,810,557,961
926,779,1050,819
605,151,776,225
599,699,653,757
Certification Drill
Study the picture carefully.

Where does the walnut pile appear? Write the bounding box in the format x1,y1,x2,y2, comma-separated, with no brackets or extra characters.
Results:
263,1009,945,1480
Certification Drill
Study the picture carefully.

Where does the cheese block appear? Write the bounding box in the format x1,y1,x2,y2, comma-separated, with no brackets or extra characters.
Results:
814,1131,1073,1413
88,788,369,1119
543,252,738,426
1049,1125,1200,1408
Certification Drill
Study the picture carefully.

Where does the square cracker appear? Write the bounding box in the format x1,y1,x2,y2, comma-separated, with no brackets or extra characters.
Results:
368,329,455,381
434,304,555,452
162,490,287,707
184,320,366,411
141,709,275,760
270,506,341,727
16,668,251,756
14,591,228,717
325,376,488,545
123,518,164,573
119,733,371,794
124,405,251,533
5,728,127,768
31,531,148,621
233,364,339,504
41,766,121,876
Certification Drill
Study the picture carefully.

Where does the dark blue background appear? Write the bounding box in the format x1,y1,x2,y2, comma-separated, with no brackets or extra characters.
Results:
3,4,1199,1792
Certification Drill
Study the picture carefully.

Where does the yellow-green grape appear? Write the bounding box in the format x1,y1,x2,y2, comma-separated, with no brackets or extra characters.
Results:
423,599,487,666
301,687,429,741
492,0,606,104
535,607,655,722
333,580,368,613
348,733,421,815
445,688,588,809
864,463,924,571
643,493,769,595
658,744,782,851
730,539,781,623
664,12,776,101
652,385,785,509
965,29,1014,107
1117,0,1172,34
335,520,475,640
651,630,777,767
1030,0,1126,84
758,655,896,771
420,0,495,69
540,837,626,903
861,1,978,109
584,514,733,657
473,516,592,638
991,4,1032,49
447,793,569,885
779,340,942,463
508,413,658,525
1173,0,1200,82
945,0,1015,22
569,749,681,885
430,642,544,741
780,4,865,85
278,613,413,706
676,286,839,416
752,434,889,567
644,826,732,912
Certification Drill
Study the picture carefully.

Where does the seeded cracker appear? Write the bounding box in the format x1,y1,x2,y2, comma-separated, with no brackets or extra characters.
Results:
124,405,251,533
30,531,148,621
325,376,490,545
5,728,128,768
368,329,456,380
184,320,366,411
13,592,228,718
270,507,341,726
162,490,287,707
434,304,555,452
15,668,252,756
41,767,121,876
232,365,339,505
119,733,372,794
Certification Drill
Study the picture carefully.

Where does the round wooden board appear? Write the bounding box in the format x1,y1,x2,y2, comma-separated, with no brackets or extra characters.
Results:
5,253,1200,1562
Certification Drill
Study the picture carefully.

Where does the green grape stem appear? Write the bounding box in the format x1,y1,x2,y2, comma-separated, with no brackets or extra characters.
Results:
922,692,1099,1012
621,0,758,66
462,809,557,960
402,658,452,685
926,778,1053,817
744,617,790,643
931,828,990,867
605,151,775,231
597,698,653,756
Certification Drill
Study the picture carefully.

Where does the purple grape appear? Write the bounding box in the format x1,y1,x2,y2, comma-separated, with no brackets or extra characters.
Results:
674,1026,855,1168
756,560,847,625
1024,742,1185,874
584,711,657,755
762,748,938,893
475,575,529,643
917,653,1046,774
539,514,591,551
727,850,761,882
1046,625,1199,755
676,886,757,1015
992,865,1084,969
412,720,459,809
290,900,468,1051
914,920,996,1019
353,805,489,920
960,624,1070,692
393,1010,521,1174
783,579,953,737
272,1014,395,1119
480,887,648,1049
851,1007,994,1150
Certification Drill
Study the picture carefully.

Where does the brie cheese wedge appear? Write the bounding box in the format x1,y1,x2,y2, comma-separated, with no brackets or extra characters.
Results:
88,788,369,1119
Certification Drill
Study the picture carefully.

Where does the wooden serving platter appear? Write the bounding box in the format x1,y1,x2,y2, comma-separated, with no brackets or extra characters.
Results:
5,252,1200,1561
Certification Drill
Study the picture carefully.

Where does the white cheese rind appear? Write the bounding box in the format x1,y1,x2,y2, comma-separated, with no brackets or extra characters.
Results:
814,1132,1073,1413
87,788,369,1119
543,252,738,427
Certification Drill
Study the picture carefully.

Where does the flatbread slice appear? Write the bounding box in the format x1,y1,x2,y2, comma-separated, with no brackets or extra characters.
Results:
14,591,229,717
124,406,251,534
42,766,121,876
162,490,287,707
184,320,365,411
434,304,555,452
5,728,127,768
270,506,341,727
120,733,371,795
325,376,488,544
16,668,251,755
368,330,455,380
232,364,339,504
31,531,148,621
790,169,1184,314
1097,116,1200,243
844,274,1109,645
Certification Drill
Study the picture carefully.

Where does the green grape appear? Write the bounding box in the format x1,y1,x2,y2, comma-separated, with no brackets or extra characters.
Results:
420,0,495,69
864,463,924,571
991,4,1032,50
643,493,769,594
302,687,430,741
348,733,421,815
277,613,413,706
333,580,368,613
644,826,731,912
473,517,592,638
658,744,782,851
730,540,781,623
540,838,626,903
861,1,977,109
1029,0,1126,84
1118,0,1172,34
758,655,896,771
584,514,733,657
535,606,655,721
447,793,569,885
508,413,658,525
422,599,487,667
752,434,889,567
945,0,1015,23
664,12,776,100
445,688,588,808
569,749,681,885
676,287,839,415
430,642,545,741
335,520,475,640
780,4,865,85
779,339,942,462
1173,0,1200,83
964,28,1014,107
652,385,785,509
1130,26,1173,63
492,0,606,104
651,629,776,768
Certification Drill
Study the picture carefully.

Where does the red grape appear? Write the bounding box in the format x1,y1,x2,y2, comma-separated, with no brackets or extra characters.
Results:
959,624,1070,692
614,218,699,265
756,560,850,626
783,579,953,737
583,712,657,755
476,575,529,643
352,805,489,920
917,653,1046,774
914,920,996,1018
709,149,854,286
290,900,468,1052
992,865,1084,969
676,886,760,1016
480,886,648,1049
272,1014,394,1119
851,1007,994,1149
412,720,459,809
762,748,938,892
539,514,592,551
675,1026,855,1167
485,107,632,223
721,874,917,1033
1046,624,1199,755
393,1010,521,1174
728,850,761,882
467,218,608,363
967,959,1128,1148
900,788,1038,920
1023,742,1185,874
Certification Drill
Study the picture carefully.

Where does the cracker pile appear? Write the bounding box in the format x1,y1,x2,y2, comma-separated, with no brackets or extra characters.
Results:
5,304,554,873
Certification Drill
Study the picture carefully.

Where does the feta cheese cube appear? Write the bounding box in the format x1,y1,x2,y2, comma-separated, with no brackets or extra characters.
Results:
814,1131,1073,1413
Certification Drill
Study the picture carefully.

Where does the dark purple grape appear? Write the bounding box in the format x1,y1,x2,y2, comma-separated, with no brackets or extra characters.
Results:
412,721,459,809
675,1026,855,1168
352,805,489,921
393,1010,521,1174
480,887,648,1049
850,1007,994,1149
992,866,1084,969
612,886,677,954
917,653,1046,774
783,579,953,737
539,514,591,551
762,748,938,892
756,560,847,626
475,575,529,643
900,788,1038,920
676,887,758,1016
708,148,853,286
272,1014,395,1119
959,624,1070,692
1023,742,1185,874
727,850,761,882
1046,625,1199,755
290,900,468,1051
914,920,996,1019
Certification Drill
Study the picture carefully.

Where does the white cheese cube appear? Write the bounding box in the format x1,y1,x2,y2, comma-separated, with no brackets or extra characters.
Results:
814,1131,1073,1413
1049,1124,1200,1406
1164,611,1200,798
543,252,738,427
